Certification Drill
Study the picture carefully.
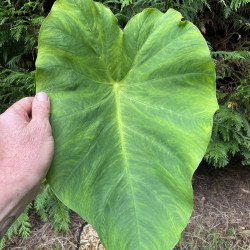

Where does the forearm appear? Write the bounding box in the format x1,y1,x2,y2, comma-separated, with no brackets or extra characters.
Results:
0,176,40,239
0,202,19,239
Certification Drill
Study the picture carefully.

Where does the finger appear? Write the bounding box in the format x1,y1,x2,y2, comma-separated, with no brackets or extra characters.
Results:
31,92,50,121
4,97,34,122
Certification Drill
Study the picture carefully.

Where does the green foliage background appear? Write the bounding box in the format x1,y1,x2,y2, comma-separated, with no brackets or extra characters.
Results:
0,0,249,246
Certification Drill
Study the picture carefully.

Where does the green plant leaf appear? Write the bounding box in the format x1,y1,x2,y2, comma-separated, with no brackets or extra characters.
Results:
121,0,132,8
36,0,218,249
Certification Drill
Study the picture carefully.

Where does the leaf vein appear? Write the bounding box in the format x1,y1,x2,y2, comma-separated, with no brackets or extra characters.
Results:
52,91,113,122
40,65,112,89
120,92,192,119
115,90,141,244
124,125,183,167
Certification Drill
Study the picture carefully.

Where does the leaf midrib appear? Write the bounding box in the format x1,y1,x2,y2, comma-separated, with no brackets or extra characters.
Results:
114,85,141,246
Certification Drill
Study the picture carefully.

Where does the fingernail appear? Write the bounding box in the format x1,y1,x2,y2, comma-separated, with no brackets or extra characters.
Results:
36,92,49,102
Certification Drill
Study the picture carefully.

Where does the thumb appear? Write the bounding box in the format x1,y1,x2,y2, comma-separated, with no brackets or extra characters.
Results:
32,92,50,121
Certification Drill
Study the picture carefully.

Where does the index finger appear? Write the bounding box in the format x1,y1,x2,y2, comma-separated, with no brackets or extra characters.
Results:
4,97,34,122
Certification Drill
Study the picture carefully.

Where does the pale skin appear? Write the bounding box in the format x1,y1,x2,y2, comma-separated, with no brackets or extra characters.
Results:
0,92,54,238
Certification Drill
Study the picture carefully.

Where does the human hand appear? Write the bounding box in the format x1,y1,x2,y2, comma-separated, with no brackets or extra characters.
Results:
0,92,54,238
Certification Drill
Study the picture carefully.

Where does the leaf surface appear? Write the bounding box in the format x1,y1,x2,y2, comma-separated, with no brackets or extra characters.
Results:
36,1,218,249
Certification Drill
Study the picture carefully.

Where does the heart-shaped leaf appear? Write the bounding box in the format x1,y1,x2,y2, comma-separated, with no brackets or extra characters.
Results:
36,0,218,249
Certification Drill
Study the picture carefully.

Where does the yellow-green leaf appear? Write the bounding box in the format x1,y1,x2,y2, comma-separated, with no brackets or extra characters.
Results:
36,0,218,249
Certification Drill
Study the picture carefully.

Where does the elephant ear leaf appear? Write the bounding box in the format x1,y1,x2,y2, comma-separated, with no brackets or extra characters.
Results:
36,0,218,249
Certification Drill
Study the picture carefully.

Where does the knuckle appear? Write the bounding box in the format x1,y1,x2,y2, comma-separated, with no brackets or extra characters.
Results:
30,120,52,137
39,120,51,132
34,104,50,115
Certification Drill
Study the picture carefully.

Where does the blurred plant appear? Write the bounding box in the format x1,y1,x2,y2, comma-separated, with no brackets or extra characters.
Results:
0,68,35,113
205,47,250,167
0,0,44,110
34,181,71,233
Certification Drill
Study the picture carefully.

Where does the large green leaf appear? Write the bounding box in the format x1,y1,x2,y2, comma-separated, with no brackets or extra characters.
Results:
36,0,218,249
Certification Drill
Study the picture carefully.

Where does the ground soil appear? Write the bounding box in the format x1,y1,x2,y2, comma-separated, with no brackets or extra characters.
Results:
3,162,250,249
